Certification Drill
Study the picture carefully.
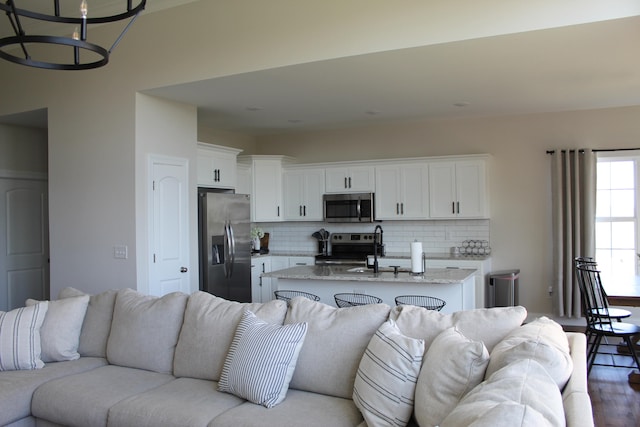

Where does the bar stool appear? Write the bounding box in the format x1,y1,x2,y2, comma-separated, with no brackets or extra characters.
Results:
334,293,382,308
395,295,446,311
274,290,320,304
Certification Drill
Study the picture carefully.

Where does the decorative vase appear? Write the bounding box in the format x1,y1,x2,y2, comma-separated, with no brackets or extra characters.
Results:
253,237,261,251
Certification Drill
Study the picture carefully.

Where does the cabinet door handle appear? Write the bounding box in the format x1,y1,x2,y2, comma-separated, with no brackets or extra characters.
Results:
457,201,460,214
303,205,306,216
277,206,280,217
348,177,352,188
396,203,399,215
344,177,348,188
299,205,303,216
401,203,404,215
452,202,455,214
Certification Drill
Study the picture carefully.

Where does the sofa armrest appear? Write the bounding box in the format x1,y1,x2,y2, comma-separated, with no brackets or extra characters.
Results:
563,332,594,427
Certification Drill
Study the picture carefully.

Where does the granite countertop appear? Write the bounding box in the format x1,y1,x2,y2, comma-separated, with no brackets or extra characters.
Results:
384,252,492,261
261,265,476,284
251,251,319,258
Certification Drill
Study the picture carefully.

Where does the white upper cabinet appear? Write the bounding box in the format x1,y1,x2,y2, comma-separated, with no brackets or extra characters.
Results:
375,163,429,220
283,168,325,221
428,158,488,218
197,143,242,189
238,155,293,222
325,165,375,193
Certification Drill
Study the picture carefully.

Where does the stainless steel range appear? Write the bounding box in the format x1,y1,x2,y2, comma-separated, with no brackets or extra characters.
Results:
314,232,384,266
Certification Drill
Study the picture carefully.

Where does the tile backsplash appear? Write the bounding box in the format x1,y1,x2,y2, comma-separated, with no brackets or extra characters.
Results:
255,219,490,255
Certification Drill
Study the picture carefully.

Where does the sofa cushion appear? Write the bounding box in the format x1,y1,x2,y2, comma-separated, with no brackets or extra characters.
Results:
415,326,489,427
26,295,89,362
218,310,308,408
208,388,364,427
107,289,188,373
0,357,106,426
31,365,175,427
0,302,48,371
440,358,565,427
108,377,245,427
285,297,391,399
58,287,117,358
389,305,527,352
486,316,573,388
353,319,424,427
174,291,288,380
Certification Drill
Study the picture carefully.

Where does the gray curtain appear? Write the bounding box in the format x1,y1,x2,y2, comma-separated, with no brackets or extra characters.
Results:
551,149,596,318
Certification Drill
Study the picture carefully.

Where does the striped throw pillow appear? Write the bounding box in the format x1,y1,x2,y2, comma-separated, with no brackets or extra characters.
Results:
353,319,425,427
218,310,308,408
0,302,49,371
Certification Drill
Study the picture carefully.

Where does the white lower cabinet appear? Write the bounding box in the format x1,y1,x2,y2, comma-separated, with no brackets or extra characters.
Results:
251,256,272,303
287,256,315,267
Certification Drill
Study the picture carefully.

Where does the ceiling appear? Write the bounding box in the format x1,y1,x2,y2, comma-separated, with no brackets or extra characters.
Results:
2,3,640,135
146,15,640,135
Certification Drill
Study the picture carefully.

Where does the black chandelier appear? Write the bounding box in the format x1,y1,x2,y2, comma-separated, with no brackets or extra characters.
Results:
0,0,146,70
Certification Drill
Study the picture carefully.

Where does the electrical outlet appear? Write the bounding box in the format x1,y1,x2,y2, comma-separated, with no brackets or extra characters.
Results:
114,245,128,259
547,286,553,294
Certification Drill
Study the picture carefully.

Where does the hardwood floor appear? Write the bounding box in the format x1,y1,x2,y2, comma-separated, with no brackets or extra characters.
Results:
588,365,640,427
561,326,640,426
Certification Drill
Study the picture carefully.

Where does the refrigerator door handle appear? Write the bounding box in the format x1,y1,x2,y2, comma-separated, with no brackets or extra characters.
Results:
228,222,236,278
223,222,230,278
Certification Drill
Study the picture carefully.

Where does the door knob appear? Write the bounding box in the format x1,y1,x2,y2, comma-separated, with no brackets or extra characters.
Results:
180,267,188,273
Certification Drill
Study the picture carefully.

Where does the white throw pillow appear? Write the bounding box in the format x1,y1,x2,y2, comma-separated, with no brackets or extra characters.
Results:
174,291,288,381
353,319,425,427
441,358,565,427
389,304,527,353
285,297,391,398
219,310,308,408
486,316,573,388
0,302,48,371
26,295,89,362
414,326,489,427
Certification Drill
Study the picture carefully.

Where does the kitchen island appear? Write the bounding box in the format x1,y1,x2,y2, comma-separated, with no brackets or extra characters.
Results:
262,265,476,313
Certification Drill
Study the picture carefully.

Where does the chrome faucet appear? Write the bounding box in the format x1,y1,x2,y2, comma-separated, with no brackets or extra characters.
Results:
373,225,384,273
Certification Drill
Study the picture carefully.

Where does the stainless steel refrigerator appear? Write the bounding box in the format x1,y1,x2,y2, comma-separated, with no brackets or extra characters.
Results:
198,189,252,302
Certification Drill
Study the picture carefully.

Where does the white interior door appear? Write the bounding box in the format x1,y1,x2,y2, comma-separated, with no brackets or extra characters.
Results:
0,178,49,311
149,157,189,296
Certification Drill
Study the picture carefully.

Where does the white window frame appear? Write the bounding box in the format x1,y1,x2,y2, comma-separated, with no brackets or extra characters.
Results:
595,150,640,279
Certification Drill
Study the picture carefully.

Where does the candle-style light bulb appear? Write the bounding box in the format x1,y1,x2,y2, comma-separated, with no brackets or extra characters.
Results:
79,0,88,41
72,27,80,40
80,0,88,18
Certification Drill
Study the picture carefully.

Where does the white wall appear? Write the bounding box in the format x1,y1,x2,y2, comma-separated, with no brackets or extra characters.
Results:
0,124,47,174
135,94,199,295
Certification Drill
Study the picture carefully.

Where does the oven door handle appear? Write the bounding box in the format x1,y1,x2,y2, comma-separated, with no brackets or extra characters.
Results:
357,199,362,221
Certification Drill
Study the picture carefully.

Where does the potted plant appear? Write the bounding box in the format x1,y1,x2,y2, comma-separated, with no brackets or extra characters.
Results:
250,227,264,251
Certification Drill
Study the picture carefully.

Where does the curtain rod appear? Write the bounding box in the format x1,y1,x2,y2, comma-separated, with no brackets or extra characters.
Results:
546,148,640,154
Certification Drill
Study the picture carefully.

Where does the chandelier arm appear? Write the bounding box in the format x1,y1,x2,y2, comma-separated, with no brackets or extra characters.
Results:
109,11,140,54
4,1,29,60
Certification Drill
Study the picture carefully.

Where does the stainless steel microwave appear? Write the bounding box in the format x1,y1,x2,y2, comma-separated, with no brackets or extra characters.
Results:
323,193,375,223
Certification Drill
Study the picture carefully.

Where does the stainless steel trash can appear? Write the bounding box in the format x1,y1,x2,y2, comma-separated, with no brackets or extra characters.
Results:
487,269,520,307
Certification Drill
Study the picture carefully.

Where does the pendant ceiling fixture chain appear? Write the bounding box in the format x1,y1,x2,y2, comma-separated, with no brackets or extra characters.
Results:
0,0,146,70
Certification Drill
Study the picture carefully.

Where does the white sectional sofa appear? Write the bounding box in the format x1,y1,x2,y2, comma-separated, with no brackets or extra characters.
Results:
0,287,593,427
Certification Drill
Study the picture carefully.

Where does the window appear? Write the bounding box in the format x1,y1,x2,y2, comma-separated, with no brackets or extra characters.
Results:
595,154,640,279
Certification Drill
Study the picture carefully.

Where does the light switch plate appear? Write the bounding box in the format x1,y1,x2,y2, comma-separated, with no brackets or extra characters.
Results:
114,245,128,259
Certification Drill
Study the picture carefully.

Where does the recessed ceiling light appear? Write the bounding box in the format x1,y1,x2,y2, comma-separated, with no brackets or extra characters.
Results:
365,110,381,115
453,102,470,107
